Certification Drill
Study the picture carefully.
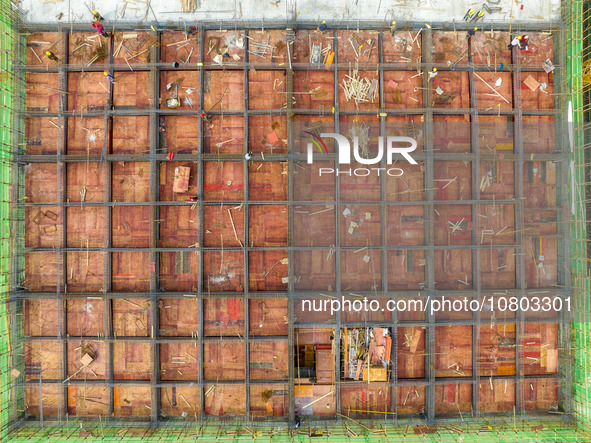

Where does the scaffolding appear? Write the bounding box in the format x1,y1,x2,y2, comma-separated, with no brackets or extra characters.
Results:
0,0,590,440
566,0,591,437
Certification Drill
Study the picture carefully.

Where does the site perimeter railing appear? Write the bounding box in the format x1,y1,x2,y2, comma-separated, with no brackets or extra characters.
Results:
564,0,591,438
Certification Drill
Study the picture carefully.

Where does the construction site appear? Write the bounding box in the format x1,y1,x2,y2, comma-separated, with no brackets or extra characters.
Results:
0,0,591,441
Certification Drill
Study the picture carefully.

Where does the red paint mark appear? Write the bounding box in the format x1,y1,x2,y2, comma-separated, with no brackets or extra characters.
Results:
339,184,380,189
447,384,455,403
523,351,541,359
437,185,449,201
228,299,239,321
204,184,244,191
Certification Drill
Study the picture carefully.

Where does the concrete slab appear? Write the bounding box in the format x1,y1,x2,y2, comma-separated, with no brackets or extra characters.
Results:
20,0,560,24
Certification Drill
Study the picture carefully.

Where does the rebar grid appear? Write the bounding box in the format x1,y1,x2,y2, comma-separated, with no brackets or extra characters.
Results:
0,9,587,441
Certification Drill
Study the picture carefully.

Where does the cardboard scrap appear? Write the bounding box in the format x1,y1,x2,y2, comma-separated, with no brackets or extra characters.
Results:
523,75,540,91
173,166,191,193
388,79,399,89
80,353,93,366
546,349,558,373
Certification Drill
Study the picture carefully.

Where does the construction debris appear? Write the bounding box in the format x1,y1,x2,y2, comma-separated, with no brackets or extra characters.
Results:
341,72,379,105
342,328,391,381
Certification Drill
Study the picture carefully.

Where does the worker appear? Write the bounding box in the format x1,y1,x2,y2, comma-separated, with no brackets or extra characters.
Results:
91,21,109,37
508,34,529,50
188,196,199,202
186,25,197,36
167,152,174,161
92,10,104,21
428,67,438,79
319,20,327,32
517,34,529,49
45,50,59,62
245,152,253,160
104,71,115,83
389,21,396,35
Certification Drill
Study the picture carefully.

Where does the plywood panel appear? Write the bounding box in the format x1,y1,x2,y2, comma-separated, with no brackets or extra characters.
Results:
25,341,62,380
341,383,391,414
159,298,199,337
249,162,288,200
249,251,288,291
160,343,200,380
340,250,381,291
250,384,288,417
113,72,150,108
249,205,287,247
25,299,59,336
113,342,151,380
203,205,244,248
25,117,58,154
434,325,472,377
112,162,150,201
161,386,200,417
113,298,150,337
113,385,152,417
204,298,244,337
203,251,244,292
398,327,425,379
250,342,288,380
249,299,288,336
163,116,199,154
27,32,60,65
203,342,245,380
66,341,107,380
204,384,245,416
160,31,201,63
67,299,104,336
67,116,105,155
68,385,109,417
